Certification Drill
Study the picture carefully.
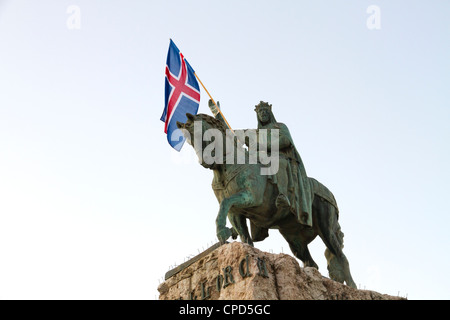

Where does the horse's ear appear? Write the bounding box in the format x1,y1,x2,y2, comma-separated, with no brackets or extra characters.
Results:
186,113,195,121
176,121,185,129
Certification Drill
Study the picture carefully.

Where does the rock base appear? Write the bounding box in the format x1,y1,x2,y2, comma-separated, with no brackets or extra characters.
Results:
158,242,404,300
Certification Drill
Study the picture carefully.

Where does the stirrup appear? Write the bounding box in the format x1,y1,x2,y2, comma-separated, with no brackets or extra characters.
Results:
276,194,290,208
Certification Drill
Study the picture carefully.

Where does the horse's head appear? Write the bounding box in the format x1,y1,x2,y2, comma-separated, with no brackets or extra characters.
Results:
176,112,196,145
176,113,229,170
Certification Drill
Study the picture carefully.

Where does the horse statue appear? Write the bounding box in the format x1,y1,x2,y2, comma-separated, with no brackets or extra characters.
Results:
176,112,357,288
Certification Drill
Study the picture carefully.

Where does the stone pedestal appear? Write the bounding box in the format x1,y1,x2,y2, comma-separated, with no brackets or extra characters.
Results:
158,242,404,300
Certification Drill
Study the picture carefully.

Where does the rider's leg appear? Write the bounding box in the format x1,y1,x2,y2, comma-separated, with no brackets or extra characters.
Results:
275,157,290,208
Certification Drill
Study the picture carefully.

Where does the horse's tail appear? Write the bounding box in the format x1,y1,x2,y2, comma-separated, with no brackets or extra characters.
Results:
334,220,345,248
309,178,356,287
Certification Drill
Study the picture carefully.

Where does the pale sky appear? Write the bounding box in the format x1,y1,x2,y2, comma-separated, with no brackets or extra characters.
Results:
0,0,449,300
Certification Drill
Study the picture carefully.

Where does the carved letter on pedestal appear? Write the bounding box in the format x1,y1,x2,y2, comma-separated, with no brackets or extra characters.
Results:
223,266,235,288
216,274,224,292
239,254,252,278
257,257,269,278
200,280,211,300
188,291,197,300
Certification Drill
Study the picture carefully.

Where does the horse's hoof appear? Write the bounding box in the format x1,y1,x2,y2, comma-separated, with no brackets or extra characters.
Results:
217,227,232,244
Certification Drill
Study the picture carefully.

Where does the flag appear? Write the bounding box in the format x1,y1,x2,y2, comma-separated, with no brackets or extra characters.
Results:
161,39,200,151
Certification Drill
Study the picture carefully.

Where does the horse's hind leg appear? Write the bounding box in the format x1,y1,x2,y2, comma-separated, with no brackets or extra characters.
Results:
280,230,319,269
316,199,356,288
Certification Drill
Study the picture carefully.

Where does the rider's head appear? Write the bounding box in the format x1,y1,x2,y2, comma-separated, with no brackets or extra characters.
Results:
255,101,273,126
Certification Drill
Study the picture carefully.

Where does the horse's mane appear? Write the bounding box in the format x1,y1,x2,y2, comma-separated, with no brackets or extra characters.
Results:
194,113,228,133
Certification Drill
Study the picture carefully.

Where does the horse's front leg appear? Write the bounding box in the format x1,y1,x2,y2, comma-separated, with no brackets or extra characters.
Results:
216,192,254,244
228,211,254,246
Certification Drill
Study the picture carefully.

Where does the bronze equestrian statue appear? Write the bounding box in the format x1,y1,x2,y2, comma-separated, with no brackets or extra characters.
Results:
176,101,357,288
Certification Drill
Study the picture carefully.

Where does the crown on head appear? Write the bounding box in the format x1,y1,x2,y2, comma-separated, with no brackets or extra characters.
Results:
254,101,272,112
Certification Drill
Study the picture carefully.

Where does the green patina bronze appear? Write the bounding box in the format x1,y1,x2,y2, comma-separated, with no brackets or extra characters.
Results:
176,100,356,288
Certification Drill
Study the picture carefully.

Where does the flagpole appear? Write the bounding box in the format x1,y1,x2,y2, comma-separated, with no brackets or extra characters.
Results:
194,72,234,133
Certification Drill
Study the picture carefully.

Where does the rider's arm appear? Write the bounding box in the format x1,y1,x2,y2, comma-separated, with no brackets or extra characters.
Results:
266,123,291,151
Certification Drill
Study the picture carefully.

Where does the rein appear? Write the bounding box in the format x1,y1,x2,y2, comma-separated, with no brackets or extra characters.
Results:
211,164,248,191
